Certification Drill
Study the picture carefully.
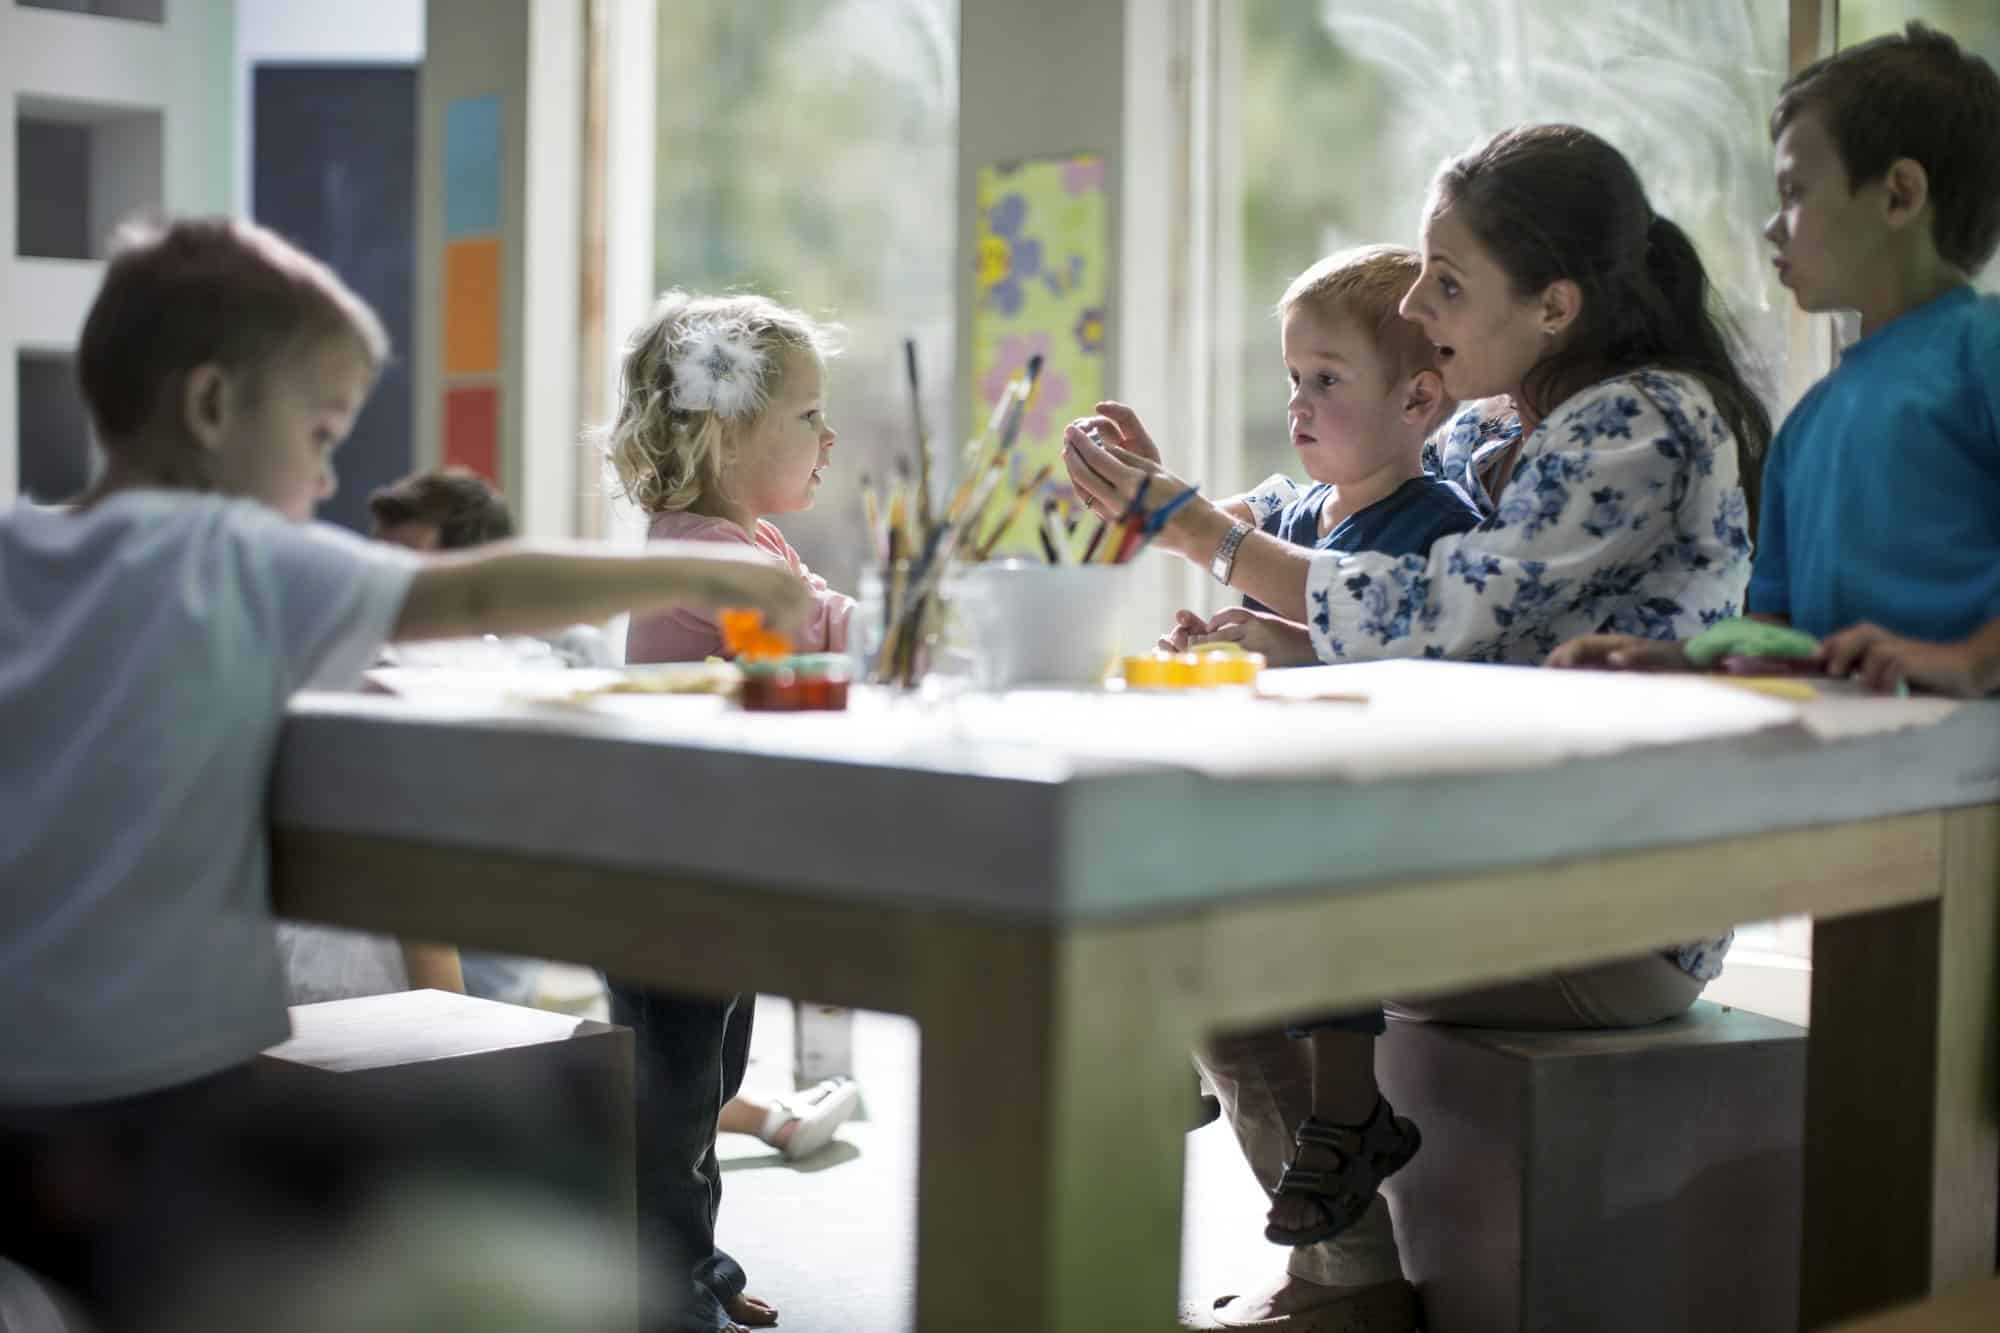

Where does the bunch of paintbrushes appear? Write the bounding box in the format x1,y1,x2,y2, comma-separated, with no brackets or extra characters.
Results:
858,342,1045,685
859,344,1198,685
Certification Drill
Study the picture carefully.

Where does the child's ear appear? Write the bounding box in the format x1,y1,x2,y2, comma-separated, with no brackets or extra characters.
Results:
1880,158,1932,235
180,364,231,451
1403,368,1445,425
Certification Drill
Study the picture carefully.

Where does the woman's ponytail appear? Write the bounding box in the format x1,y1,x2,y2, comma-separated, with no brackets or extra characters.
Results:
1640,214,1770,532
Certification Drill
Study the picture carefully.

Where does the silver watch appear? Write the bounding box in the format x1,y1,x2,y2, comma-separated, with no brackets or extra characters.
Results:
1210,519,1253,586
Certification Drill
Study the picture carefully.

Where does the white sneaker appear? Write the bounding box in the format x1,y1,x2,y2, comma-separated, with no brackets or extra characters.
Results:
758,1075,862,1161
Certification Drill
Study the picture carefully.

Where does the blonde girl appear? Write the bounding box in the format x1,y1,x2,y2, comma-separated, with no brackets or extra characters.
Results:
611,290,852,663
603,289,861,1333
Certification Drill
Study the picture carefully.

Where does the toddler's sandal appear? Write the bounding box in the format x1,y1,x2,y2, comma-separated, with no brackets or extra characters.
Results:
1264,1099,1421,1248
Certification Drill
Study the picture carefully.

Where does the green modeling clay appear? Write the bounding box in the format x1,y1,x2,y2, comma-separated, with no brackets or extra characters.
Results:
1683,617,1822,668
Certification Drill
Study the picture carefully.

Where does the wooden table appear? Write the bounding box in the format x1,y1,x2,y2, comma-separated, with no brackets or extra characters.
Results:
268,662,2000,1331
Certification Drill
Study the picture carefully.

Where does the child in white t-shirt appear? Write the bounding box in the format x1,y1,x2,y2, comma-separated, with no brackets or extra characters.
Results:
0,217,807,1320
277,465,540,1009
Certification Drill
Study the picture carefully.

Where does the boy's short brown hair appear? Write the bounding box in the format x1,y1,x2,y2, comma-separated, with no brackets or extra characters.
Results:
1772,21,2000,273
77,216,390,442
1276,245,1439,386
368,467,515,550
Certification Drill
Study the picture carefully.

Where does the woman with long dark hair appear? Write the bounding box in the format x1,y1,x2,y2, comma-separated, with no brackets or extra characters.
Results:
1068,124,1769,669
1066,126,1771,1333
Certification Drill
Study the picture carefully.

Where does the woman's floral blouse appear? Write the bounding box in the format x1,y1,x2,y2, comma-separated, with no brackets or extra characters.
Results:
1304,369,1755,982
1305,370,1754,668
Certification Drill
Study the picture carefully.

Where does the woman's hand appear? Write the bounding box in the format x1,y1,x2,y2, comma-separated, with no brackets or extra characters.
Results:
1062,420,1222,561
1081,401,1163,465
1546,633,1692,673
1172,607,1318,667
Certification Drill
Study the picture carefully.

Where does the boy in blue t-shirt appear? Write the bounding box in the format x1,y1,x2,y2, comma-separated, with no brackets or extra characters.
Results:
1554,22,2000,696
1153,244,1480,655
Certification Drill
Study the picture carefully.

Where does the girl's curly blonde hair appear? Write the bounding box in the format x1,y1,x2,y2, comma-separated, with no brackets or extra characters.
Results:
605,290,840,515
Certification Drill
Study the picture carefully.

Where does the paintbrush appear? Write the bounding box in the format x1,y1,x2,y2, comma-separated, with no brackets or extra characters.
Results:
1038,500,1065,564
893,459,921,552
974,462,1056,561
885,487,908,645
998,353,1044,453
860,473,882,563
1078,513,1112,563
946,381,1020,524
873,467,1003,676
904,338,933,530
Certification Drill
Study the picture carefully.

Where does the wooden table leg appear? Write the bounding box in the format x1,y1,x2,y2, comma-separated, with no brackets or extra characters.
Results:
912,915,1203,1333
1803,806,2000,1329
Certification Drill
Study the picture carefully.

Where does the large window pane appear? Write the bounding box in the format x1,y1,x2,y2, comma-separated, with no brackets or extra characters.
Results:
653,0,957,594
1838,1,2000,292
1236,1,1788,490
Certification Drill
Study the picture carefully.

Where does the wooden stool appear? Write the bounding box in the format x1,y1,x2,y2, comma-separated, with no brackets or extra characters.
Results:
258,988,634,1255
1377,1000,1804,1333
1826,1274,2000,1330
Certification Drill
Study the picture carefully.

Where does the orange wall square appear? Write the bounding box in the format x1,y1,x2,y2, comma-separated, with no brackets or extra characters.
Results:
442,236,502,376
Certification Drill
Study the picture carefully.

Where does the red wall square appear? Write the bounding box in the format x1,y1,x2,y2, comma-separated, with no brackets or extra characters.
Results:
443,385,499,483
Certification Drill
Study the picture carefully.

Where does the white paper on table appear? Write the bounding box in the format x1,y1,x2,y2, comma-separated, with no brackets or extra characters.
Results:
343,659,1845,784
1791,691,1964,741
364,666,633,704
347,660,1970,784
930,661,1811,780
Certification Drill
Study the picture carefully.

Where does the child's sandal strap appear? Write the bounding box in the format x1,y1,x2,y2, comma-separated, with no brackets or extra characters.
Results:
1273,1166,1333,1195
1293,1118,1363,1154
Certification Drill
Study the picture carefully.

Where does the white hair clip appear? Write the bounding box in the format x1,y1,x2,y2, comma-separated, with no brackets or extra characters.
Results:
670,323,765,420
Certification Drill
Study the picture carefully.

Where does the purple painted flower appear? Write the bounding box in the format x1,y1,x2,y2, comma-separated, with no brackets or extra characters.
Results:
1062,156,1105,195
981,193,1045,317
1072,306,1106,356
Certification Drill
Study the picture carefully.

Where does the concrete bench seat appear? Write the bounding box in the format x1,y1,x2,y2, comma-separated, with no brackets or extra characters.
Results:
1377,999,1804,1333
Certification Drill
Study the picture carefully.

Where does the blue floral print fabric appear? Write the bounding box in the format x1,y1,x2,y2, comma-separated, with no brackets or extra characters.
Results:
1306,370,1753,671
1324,370,1754,982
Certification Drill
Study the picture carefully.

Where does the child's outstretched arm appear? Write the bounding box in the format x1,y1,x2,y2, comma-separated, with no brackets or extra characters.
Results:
400,941,465,992
1176,606,1317,666
1546,635,1694,672
1822,617,2000,697
394,540,810,643
1548,613,1797,673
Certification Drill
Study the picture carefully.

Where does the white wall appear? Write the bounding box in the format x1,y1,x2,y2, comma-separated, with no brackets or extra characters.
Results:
0,0,237,502
955,0,1206,648
233,0,425,214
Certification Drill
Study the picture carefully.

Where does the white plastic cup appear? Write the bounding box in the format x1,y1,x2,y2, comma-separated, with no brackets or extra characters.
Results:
954,560,1139,689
